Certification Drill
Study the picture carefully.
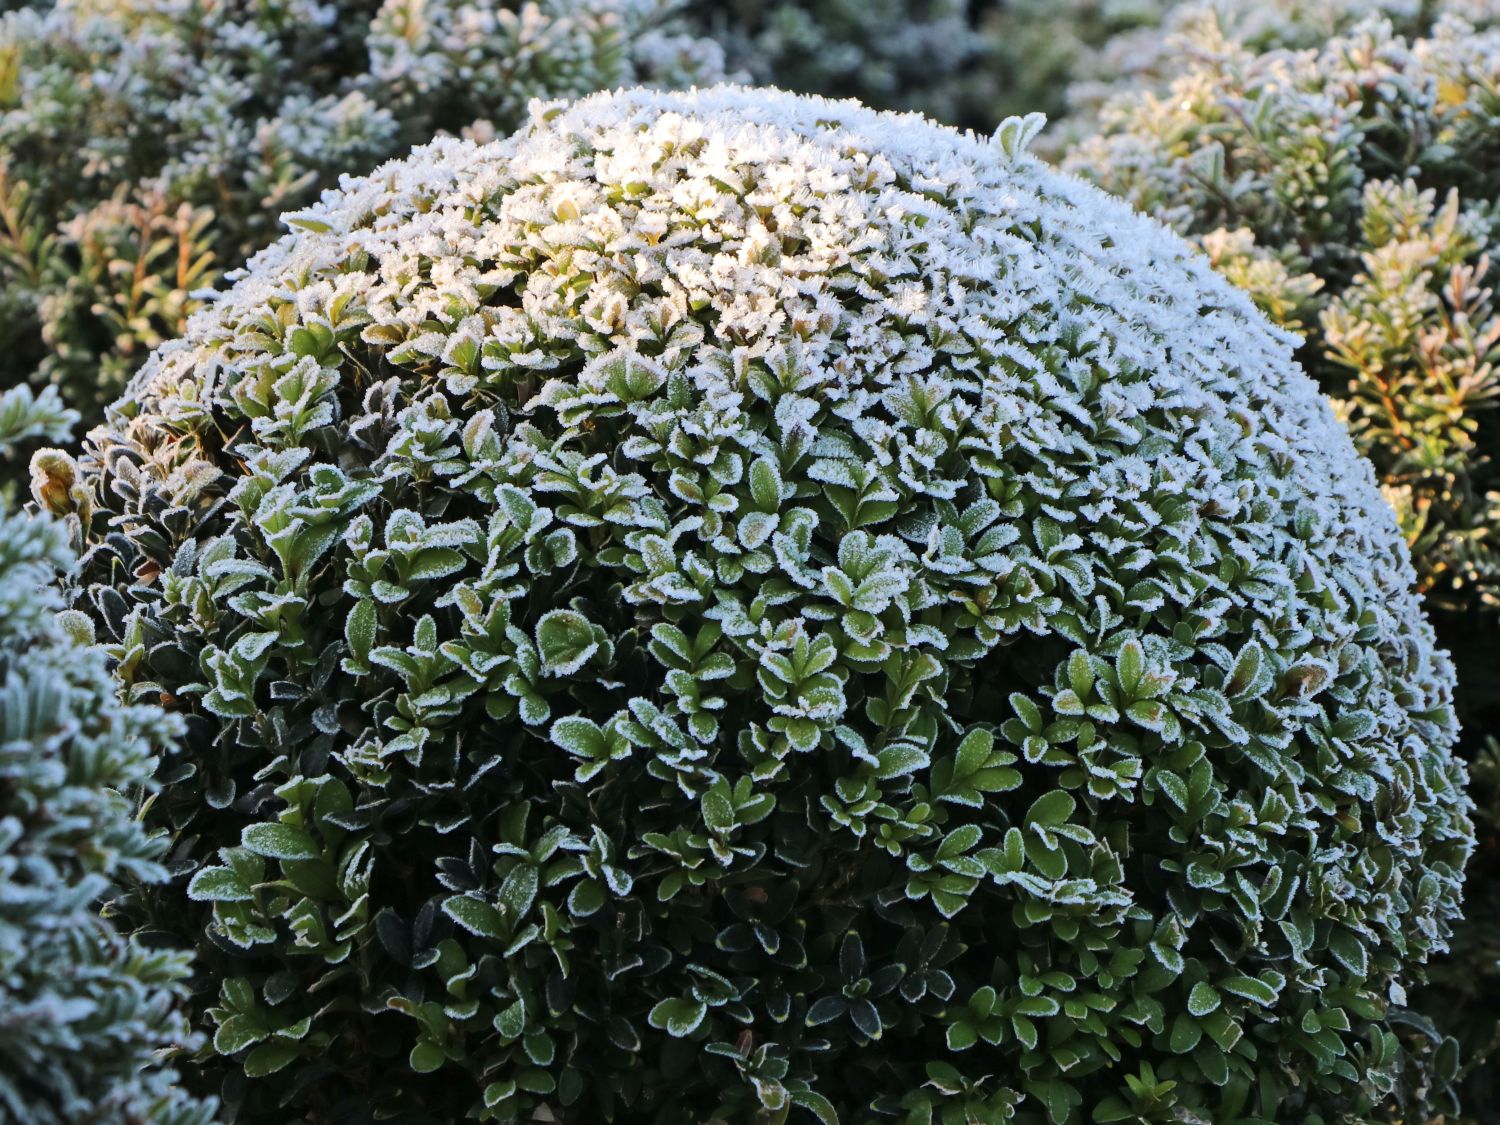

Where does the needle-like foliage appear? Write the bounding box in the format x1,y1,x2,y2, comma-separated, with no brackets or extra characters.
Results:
1,384,209,1124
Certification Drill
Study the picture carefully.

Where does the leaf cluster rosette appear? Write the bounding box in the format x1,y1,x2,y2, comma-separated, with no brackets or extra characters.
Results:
66,87,1471,1123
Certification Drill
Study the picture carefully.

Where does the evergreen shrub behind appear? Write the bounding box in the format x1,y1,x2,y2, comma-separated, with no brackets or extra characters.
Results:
67,88,1472,1123
1,383,209,1124
686,0,985,122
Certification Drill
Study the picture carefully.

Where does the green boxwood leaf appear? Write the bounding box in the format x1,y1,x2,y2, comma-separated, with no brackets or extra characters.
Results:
498,864,539,921
214,1015,269,1056
244,1042,298,1078
1169,1012,1202,1054
1221,975,1278,1006
344,598,377,672
188,865,252,902
1026,790,1075,828
648,998,707,1038
1187,981,1221,1017
536,610,599,676
1115,637,1144,697
442,894,507,940
241,823,320,861
1328,928,1369,976
410,1041,445,1073
946,1022,978,1051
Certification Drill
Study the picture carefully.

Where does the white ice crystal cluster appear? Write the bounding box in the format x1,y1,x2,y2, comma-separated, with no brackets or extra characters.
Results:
77,87,1470,1119
135,86,1443,625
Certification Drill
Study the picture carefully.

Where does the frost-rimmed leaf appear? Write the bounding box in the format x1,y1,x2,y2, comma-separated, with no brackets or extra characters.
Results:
536,610,599,677
241,823,319,861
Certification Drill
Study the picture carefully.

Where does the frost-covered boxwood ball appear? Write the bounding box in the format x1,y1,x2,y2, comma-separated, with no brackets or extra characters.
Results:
66,87,1472,1122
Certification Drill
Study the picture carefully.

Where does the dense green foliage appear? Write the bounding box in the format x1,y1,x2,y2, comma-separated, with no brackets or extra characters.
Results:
1065,16,1500,1111
3,0,1496,1119
64,87,1471,1123
686,0,989,122
0,384,209,1124
677,1,1488,148
0,0,723,464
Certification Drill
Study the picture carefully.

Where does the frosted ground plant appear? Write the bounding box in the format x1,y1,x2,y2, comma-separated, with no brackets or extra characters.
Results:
0,0,724,471
0,384,209,1124
60,86,1474,1123
1066,12,1500,1113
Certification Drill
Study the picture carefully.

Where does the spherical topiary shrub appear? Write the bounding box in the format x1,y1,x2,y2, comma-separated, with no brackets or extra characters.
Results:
68,87,1472,1123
